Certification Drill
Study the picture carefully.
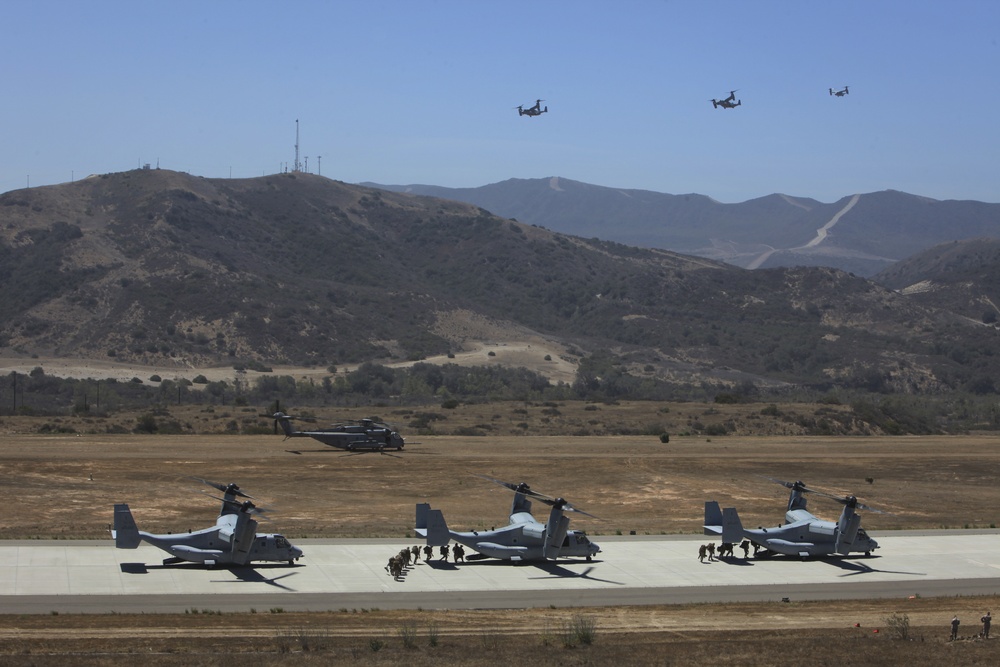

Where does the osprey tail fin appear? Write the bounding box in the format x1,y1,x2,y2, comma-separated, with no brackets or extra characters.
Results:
112,503,142,549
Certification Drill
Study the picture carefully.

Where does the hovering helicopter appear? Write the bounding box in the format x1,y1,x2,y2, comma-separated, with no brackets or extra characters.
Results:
112,478,304,567
415,475,600,562
704,477,883,558
829,86,850,97
267,411,404,452
711,90,741,109
517,99,548,117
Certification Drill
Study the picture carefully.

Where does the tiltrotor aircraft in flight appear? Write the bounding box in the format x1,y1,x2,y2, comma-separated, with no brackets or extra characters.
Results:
517,99,548,116
711,90,742,109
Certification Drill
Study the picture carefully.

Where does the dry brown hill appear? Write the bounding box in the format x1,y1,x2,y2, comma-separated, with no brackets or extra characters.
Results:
2,168,998,398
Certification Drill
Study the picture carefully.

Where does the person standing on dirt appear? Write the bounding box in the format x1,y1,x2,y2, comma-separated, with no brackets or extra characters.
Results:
951,615,960,640
982,611,991,639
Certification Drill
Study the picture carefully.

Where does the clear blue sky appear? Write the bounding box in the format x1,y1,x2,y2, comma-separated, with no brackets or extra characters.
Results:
3,1,999,203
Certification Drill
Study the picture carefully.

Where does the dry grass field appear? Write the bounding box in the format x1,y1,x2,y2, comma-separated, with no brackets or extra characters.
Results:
0,402,997,539
1,598,998,665
1,402,998,664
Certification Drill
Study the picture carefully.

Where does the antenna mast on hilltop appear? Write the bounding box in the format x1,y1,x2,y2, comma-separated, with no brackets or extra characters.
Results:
293,119,302,173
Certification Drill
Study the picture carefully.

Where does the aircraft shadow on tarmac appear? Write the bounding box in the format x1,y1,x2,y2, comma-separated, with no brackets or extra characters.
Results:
710,556,754,567
726,554,925,578
212,566,301,591
826,557,926,578
527,562,626,586
425,558,625,585
120,562,304,590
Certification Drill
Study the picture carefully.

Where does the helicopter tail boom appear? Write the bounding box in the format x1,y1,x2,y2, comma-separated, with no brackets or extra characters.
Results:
112,503,142,549
271,412,298,438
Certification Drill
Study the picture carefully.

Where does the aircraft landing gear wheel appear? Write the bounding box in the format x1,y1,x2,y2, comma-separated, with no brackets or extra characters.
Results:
586,556,592,562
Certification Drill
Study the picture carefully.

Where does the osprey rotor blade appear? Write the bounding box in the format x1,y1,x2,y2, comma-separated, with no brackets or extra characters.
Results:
561,503,599,519
206,493,275,516
188,476,254,499
856,501,889,514
534,496,599,519
760,475,833,496
760,475,810,491
833,495,890,514
470,473,556,502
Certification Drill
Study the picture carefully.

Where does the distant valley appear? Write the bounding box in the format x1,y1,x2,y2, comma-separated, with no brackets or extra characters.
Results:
367,177,1000,277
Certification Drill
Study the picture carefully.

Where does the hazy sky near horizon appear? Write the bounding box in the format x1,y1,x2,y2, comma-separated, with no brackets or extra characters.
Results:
3,1,999,203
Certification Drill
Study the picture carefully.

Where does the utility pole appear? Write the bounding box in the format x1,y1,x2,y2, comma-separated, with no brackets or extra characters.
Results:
317,155,322,176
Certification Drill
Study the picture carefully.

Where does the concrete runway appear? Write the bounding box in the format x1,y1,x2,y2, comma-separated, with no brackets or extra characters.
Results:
1,531,999,614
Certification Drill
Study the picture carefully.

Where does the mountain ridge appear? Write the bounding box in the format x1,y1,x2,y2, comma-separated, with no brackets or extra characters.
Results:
365,178,1000,276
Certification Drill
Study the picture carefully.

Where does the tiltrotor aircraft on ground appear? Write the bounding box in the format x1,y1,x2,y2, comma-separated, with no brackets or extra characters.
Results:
112,479,304,566
704,477,882,558
415,475,600,562
711,90,741,109
268,411,404,452
829,85,850,97
517,99,548,116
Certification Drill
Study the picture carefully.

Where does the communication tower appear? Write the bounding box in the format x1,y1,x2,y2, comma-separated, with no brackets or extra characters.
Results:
293,119,302,172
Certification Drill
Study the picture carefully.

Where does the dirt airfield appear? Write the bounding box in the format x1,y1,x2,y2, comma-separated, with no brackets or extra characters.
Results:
1,404,998,664
0,412,997,539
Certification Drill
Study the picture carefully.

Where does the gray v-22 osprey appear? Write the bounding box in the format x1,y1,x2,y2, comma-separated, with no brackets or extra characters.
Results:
704,478,881,558
415,475,600,562
112,480,303,567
